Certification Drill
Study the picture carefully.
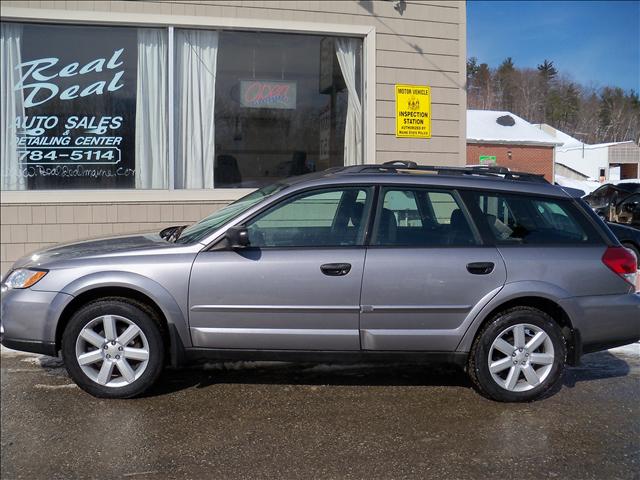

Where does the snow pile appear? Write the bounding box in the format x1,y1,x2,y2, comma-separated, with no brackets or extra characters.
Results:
467,110,563,145
555,175,601,195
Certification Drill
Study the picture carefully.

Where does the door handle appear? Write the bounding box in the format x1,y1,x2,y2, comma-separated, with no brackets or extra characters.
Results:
467,262,495,275
320,263,352,276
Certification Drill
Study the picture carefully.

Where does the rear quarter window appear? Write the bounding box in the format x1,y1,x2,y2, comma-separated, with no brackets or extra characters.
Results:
464,191,603,245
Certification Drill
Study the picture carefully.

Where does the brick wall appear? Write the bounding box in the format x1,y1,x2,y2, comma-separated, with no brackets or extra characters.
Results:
466,143,554,182
1,201,227,274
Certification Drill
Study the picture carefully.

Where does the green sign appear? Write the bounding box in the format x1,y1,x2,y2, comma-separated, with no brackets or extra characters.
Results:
479,155,497,164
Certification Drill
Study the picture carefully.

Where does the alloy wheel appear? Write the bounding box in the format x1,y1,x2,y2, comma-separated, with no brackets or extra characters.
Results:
75,315,150,388
488,323,555,392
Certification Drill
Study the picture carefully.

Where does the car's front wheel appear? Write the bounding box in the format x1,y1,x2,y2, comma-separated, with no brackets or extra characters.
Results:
468,307,566,402
62,297,165,398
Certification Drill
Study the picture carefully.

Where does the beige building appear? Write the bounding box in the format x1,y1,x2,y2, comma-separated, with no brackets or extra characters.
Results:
0,0,466,274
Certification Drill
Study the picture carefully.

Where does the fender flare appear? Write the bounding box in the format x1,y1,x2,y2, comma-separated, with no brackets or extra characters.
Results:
53,271,191,363
456,280,576,353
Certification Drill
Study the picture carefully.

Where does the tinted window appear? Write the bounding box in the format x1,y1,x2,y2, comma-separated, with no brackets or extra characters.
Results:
470,192,600,244
246,187,371,247
372,188,478,246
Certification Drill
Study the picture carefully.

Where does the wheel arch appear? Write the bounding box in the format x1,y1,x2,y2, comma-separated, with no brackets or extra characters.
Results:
54,272,190,367
458,284,580,365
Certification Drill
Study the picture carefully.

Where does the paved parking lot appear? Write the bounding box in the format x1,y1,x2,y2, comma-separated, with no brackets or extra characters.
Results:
1,344,639,480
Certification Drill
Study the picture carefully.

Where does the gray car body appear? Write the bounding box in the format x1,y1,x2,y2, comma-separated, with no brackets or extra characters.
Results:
2,171,639,366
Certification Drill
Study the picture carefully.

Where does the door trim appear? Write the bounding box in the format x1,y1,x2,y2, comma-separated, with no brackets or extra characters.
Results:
191,305,360,313
361,304,472,313
191,327,359,350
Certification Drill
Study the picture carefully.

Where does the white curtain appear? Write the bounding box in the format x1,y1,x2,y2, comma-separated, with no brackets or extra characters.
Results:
1,23,25,191
335,38,362,166
175,30,219,189
135,28,168,189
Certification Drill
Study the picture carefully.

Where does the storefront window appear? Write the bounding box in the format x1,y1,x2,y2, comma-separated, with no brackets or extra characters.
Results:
210,31,362,188
0,22,168,190
0,22,362,191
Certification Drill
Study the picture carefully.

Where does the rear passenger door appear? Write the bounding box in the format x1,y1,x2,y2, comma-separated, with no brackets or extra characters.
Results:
359,186,507,351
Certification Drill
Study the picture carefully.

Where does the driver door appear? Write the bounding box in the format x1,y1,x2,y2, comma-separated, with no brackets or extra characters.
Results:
188,186,373,350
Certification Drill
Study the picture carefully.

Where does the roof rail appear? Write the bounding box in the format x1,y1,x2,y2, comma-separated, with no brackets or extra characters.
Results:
339,161,549,184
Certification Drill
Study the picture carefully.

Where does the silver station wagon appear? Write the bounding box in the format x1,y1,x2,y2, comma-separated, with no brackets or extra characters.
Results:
2,163,639,401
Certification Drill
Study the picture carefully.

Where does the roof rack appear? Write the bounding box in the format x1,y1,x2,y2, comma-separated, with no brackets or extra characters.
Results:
339,161,549,184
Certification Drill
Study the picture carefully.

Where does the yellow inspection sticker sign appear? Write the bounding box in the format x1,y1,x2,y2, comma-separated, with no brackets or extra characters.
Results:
395,84,431,138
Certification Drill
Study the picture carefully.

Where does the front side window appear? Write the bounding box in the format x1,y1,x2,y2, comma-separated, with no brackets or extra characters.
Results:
246,187,371,247
469,192,600,244
1,22,363,191
372,188,478,246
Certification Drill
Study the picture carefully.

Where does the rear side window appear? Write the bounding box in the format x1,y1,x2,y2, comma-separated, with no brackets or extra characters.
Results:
467,191,601,245
372,188,479,246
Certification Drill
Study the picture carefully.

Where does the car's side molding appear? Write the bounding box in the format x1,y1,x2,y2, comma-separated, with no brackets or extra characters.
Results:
456,280,574,353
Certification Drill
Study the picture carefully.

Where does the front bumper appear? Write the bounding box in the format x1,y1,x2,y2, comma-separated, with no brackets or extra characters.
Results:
561,293,640,354
0,287,72,356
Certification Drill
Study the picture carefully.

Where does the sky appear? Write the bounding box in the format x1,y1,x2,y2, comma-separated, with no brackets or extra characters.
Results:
467,1,640,92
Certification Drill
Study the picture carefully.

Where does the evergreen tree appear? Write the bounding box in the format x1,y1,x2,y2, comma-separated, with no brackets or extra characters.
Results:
496,57,517,111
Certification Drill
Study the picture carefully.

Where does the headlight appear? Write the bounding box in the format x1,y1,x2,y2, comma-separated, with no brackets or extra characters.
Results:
3,269,48,289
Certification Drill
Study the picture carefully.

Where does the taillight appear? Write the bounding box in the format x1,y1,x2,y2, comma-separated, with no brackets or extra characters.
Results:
602,246,638,286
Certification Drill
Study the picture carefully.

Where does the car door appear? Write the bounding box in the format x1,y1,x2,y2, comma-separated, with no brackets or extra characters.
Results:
189,186,373,350
359,186,507,351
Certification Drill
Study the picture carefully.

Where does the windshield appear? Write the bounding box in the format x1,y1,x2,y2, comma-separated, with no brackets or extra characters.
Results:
175,182,288,244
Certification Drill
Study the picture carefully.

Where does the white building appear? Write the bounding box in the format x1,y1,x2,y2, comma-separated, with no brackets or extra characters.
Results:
536,124,640,182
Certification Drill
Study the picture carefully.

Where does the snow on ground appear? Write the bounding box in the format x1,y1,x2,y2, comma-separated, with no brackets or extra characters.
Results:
608,342,640,358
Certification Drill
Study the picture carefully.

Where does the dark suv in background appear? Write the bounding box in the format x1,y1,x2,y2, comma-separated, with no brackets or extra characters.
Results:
584,182,640,227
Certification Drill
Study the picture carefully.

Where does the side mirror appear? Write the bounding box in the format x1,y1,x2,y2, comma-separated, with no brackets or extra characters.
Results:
226,226,250,248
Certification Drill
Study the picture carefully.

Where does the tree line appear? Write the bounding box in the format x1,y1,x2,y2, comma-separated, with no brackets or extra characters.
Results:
466,57,640,145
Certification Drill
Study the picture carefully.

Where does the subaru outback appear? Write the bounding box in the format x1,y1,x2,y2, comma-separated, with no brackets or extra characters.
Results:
2,163,639,402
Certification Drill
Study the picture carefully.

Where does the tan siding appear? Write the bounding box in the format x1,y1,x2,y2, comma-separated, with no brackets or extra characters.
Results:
0,201,229,274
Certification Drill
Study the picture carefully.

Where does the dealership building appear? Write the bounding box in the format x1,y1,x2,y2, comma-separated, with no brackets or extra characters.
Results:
0,1,466,274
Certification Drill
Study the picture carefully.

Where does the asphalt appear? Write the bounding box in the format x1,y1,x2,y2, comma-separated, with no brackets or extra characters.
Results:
1,344,639,480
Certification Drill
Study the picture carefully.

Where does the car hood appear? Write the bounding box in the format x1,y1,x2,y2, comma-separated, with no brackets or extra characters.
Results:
11,233,179,270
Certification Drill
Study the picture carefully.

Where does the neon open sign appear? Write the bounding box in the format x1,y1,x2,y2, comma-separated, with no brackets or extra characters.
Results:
240,80,297,110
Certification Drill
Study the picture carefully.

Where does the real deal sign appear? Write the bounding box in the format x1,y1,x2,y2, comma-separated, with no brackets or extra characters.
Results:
395,84,431,138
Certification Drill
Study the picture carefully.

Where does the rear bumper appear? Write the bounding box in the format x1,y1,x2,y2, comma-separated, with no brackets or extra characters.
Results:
561,293,640,354
0,287,72,356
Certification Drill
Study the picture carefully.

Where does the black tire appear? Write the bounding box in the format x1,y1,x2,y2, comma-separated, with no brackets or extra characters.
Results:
622,242,640,269
62,297,165,399
468,306,566,402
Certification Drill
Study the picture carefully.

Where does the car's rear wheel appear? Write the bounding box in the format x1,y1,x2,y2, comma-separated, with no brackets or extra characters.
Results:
62,297,165,398
468,307,566,402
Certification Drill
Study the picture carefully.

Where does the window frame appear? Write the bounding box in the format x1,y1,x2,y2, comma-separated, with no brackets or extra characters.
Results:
0,7,375,203
459,189,608,247
212,184,376,250
368,185,484,249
